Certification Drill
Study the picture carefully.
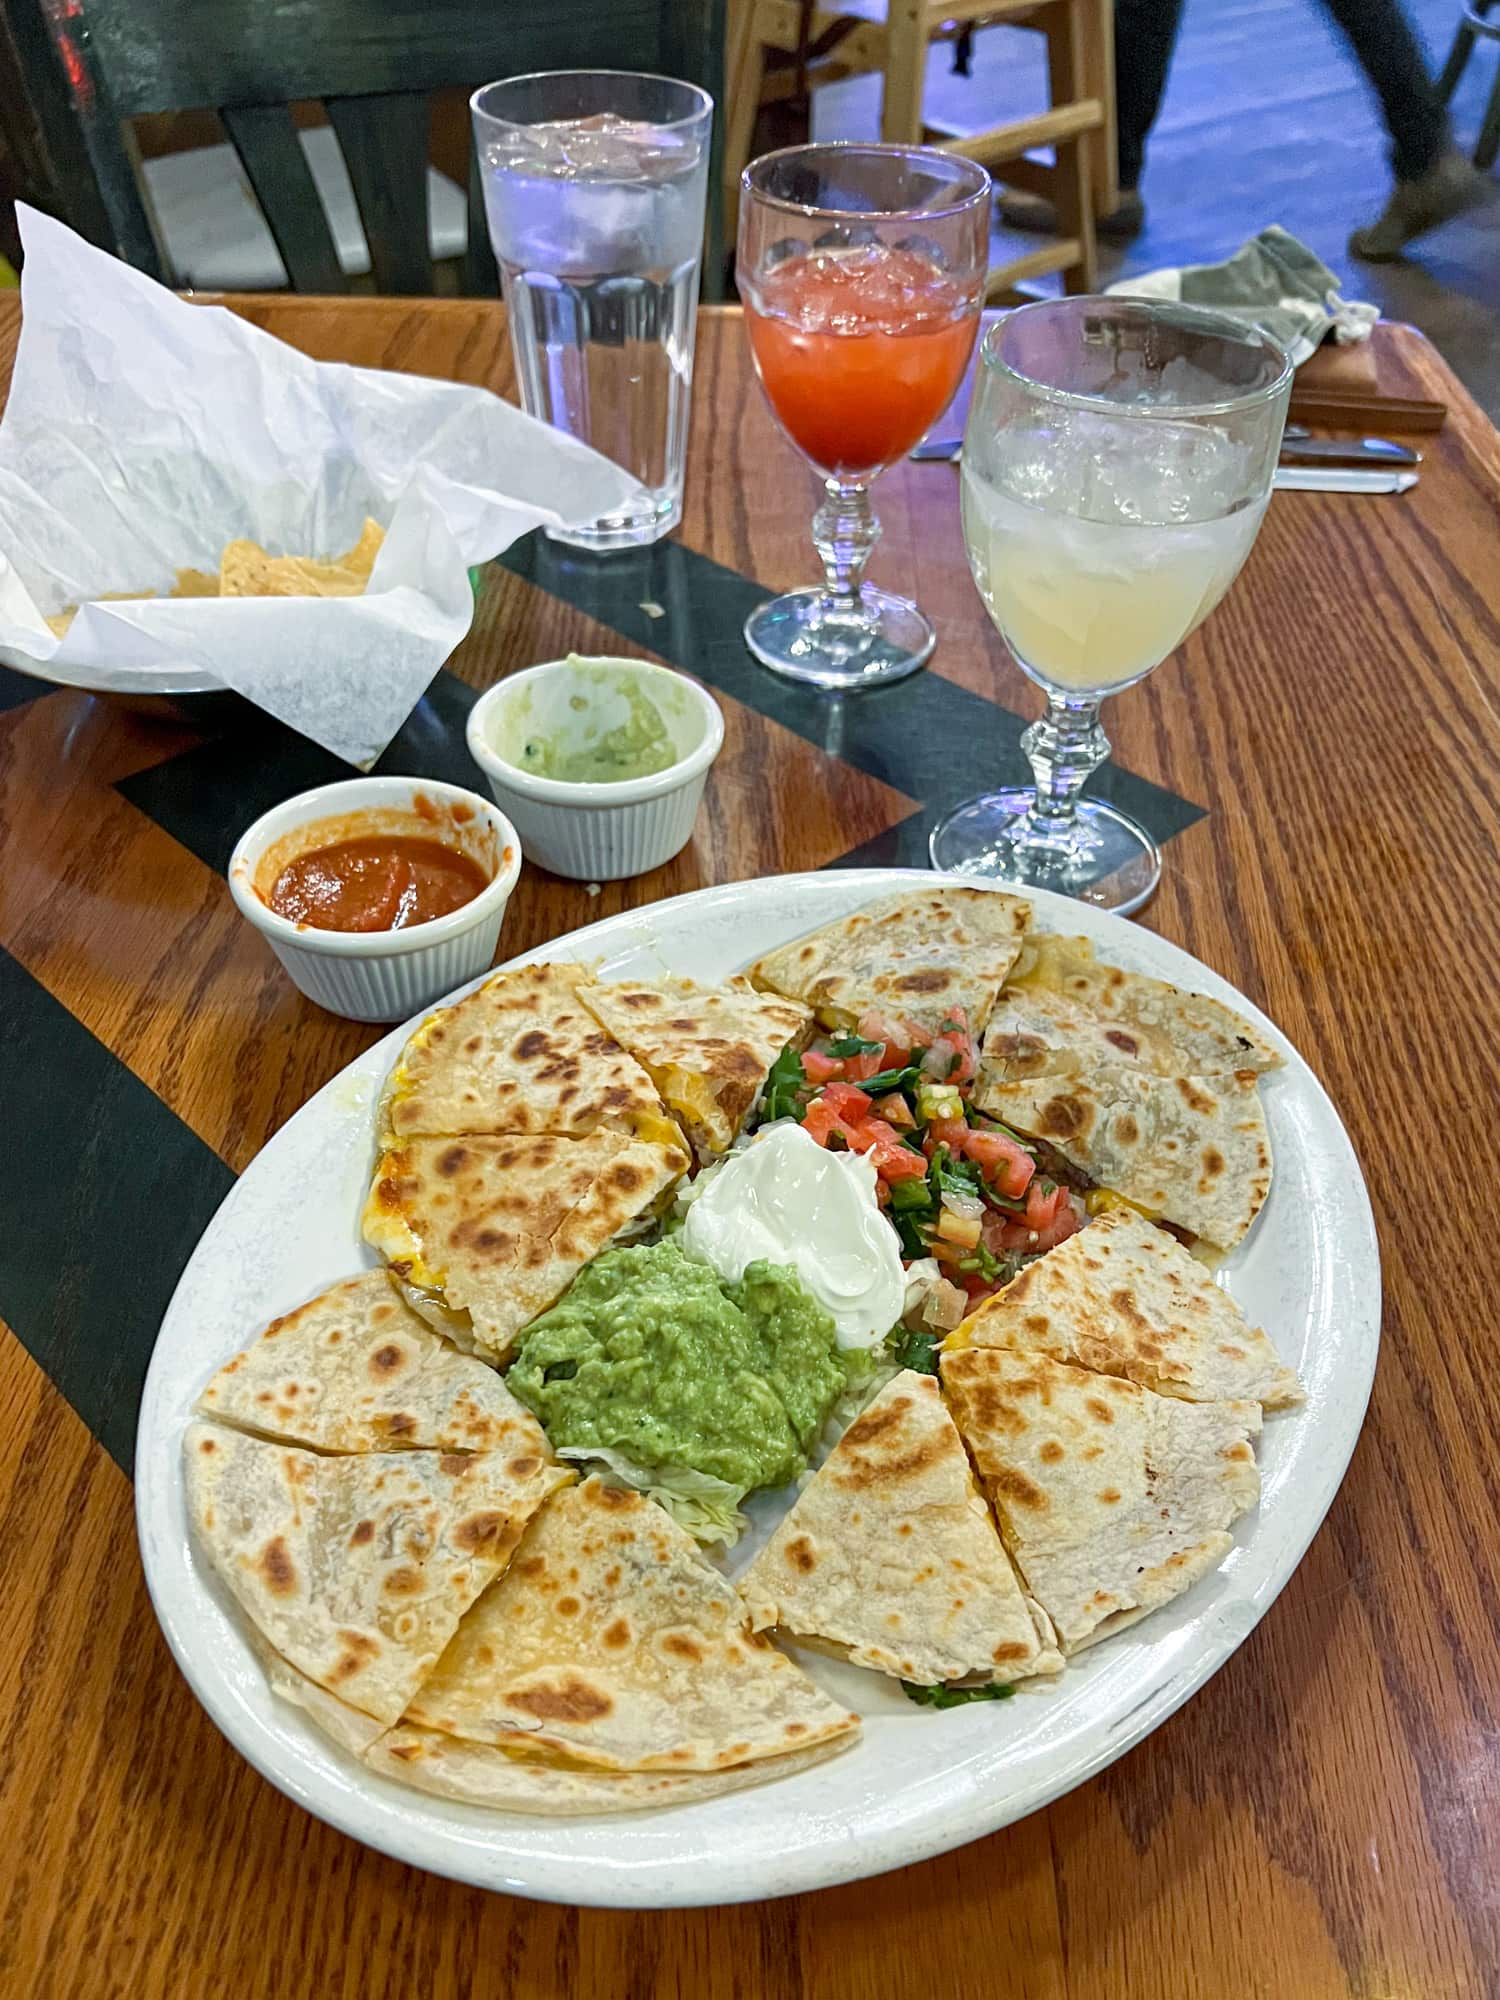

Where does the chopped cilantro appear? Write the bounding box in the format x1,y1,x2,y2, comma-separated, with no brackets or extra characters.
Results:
893,1208,931,1261
902,1681,1016,1709
827,1034,883,1057
892,1326,941,1375
763,1045,807,1122
860,1063,923,1095
929,1147,984,1202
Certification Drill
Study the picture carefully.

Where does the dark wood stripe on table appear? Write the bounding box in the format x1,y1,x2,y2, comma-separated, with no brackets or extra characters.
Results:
0,664,42,712
0,946,233,1473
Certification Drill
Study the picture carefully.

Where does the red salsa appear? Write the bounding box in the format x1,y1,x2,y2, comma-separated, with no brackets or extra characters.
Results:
266,834,489,933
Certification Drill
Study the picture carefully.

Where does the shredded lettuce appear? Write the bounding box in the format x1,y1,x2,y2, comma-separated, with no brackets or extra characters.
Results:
555,1446,748,1546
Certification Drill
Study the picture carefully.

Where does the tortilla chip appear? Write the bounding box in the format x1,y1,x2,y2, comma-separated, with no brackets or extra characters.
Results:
196,1270,556,1455
381,962,677,1147
362,1129,690,1365
977,1066,1272,1249
579,973,811,1159
184,1421,571,1723
405,1477,860,1771
364,1726,851,1815
172,566,221,598
740,1372,1061,1685
218,517,384,598
941,1347,1261,1654
950,1209,1303,1409
750,885,1031,1035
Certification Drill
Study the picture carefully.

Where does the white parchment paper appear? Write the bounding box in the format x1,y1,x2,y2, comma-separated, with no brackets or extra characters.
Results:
0,206,643,766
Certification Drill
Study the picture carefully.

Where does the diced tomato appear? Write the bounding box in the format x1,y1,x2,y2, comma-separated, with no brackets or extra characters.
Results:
1031,1201,1082,1251
1023,1178,1067,1232
862,1122,928,1183
964,1128,1035,1199
926,1116,969,1155
802,1049,844,1085
803,1098,861,1149
871,1091,916,1130
842,1051,885,1084
960,1272,1003,1306
858,1009,931,1062
821,1080,873,1121
983,1191,1082,1255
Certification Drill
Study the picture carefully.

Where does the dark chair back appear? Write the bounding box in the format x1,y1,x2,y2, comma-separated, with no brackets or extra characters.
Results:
1,0,725,297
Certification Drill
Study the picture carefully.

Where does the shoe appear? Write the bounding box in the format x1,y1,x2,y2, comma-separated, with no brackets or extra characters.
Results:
1348,149,1487,260
997,186,1146,240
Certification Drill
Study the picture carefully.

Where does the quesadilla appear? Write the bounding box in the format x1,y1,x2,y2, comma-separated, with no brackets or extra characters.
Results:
196,1270,554,1455
949,1209,1303,1410
940,1348,1261,1653
749,886,1031,1036
976,1066,1272,1249
739,1372,1061,1685
579,973,811,1160
362,1128,690,1364
364,1727,849,1816
992,933,1281,1079
184,1421,570,1723
404,1477,860,1771
379,961,680,1147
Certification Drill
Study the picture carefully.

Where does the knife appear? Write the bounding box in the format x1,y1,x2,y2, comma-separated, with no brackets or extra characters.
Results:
911,434,1419,468
1272,466,1418,493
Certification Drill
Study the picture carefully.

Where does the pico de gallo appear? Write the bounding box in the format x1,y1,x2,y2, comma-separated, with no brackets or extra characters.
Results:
761,1007,1083,1339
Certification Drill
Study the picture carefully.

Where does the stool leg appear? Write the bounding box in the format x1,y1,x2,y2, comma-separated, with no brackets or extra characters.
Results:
882,0,929,143
1436,20,1476,100
1475,56,1500,167
1047,0,1099,291
723,0,769,255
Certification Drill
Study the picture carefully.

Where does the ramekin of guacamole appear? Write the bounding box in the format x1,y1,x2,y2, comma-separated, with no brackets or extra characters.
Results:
507,1240,849,1537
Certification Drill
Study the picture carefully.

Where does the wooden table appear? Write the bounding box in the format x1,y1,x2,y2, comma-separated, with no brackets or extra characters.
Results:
1,294,1496,2000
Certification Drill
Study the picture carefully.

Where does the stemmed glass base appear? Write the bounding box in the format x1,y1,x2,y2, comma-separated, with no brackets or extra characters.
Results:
744,585,935,690
928,790,1162,914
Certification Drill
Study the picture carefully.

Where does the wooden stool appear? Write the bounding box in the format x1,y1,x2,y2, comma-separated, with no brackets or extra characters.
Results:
1437,0,1500,169
723,0,1112,299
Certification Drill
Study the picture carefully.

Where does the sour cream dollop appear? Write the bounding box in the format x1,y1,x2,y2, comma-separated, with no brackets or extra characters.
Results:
680,1122,904,1351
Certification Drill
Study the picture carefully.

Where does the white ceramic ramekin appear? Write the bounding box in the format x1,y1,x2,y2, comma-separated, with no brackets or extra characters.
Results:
227,777,522,1022
465,656,724,881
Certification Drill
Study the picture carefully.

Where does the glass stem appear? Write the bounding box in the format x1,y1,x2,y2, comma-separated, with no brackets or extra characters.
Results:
812,480,879,608
1021,694,1111,836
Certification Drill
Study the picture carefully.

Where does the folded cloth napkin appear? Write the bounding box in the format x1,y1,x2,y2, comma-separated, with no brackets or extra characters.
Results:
1106,226,1379,367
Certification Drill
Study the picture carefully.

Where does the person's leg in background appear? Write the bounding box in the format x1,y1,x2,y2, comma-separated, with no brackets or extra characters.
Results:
1324,0,1486,257
1000,0,1185,238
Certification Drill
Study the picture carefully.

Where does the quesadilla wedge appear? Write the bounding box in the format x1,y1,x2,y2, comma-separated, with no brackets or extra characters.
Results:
579,973,811,1160
739,1372,1062,1685
364,1727,851,1815
976,1066,1272,1249
749,886,1031,1036
196,1270,554,1455
184,1422,570,1723
941,1348,1261,1653
362,1128,690,1365
948,1209,1303,1410
404,1477,860,1771
380,961,681,1148
998,933,1281,1077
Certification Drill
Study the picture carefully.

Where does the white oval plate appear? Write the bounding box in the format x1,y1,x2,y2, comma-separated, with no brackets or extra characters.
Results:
135,870,1379,1908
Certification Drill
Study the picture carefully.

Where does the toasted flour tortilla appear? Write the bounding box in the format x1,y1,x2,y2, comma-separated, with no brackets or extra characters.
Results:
362,1128,689,1364
749,886,1031,1035
977,1066,1272,1248
580,973,811,1159
404,1478,859,1771
185,1421,569,1722
364,1726,850,1815
196,1271,553,1454
994,934,1281,1078
941,1348,1261,1653
950,1209,1303,1410
739,1372,1061,1684
380,961,679,1145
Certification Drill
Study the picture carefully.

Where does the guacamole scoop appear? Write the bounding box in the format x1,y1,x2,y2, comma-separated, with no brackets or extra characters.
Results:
507,1241,847,1513
517,670,677,784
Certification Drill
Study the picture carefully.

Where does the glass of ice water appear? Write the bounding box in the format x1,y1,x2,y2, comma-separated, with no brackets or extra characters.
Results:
930,296,1291,914
471,70,714,551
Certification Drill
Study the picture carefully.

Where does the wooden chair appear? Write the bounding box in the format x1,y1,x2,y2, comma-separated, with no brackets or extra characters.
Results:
723,0,1110,300
0,0,726,298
